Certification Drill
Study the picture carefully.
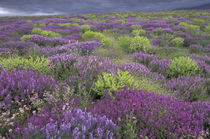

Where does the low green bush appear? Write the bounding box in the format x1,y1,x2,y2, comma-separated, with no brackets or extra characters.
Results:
168,56,200,77
192,19,205,25
129,36,152,52
31,28,61,37
178,22,200,31
130,24,141,29
118,36,132,49
92,69,139,98
204,25,210,33
58,23,79,27
81,25,91,32
171,37,184,47
20,35,31,41
131,29,146,36
0,56,52,75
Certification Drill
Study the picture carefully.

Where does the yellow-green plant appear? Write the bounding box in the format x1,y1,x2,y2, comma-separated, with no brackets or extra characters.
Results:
118,36,132,49
131,29,146,36
0,56,52,75
20,35,31,41
168,56,200,77
80,25,91,32
129,36,151,52
171,37,184,47
58,23,79,27
130,24,141,29
31,28,61,37
178,22,200,31
83,31,112,47
92,69,140,97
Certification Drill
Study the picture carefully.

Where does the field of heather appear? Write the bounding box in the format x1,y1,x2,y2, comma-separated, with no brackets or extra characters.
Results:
0,10,210,138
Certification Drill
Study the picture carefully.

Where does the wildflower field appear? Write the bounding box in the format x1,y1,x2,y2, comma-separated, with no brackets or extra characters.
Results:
0,10,210,138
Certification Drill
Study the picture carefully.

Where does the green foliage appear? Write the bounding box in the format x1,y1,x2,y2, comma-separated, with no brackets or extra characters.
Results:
168,57,200,77
40,31,61,38
129,36,152,52
0,56,52,75
171,37,184,47
178,22,200,31
58,23,79,27
20,35,31,41
92,69,139,97
116,19,128,23
39,23,46,27
31,28,61,37
80,25,91,32
192,19,205,25
83,31,112,47
31,28,43,34
118,36,132,49
204,25,210,33
83,31,104,40
131,29,146,36
130,24,141,29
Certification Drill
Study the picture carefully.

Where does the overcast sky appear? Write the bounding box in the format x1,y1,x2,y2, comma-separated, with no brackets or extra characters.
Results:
0,0,209,16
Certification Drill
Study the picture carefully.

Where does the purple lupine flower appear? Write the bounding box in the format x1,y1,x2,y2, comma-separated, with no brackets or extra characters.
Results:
89,88,210,138
118,62,151,75
48,53,77,65
149,59,171,73
128,51,157,65
0,69,59,111
166,75,210,101
12,107,118,138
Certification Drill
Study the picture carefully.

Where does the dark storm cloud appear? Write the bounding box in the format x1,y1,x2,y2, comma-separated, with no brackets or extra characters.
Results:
0,0,209,16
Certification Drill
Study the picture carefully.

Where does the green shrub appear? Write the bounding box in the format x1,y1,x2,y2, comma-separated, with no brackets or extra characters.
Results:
83,31,112,47
171,37,184,47
129,36,151,52
39,23,46,27
31,28,61,37
168,56,200,77
31,28,43,34
192,19,205,25
0,56,52,75
178,22,200,31
83,31,104,40
58,23,79,27
130,24,141,29
204,25,210,33
40,31,61,38
20,35,31,41
81,25,91,32
118,36,132,49
131,29,146,36
92,69,139,97
116,19,128,23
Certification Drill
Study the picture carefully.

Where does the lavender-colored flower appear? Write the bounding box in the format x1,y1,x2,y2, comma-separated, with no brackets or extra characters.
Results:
128,51,157,65
12,107,118,138
89,88,210,138
149,59,171,73
0,69,59,111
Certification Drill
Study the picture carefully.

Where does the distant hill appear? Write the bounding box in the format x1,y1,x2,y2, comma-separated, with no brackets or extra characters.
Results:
176,3,210,10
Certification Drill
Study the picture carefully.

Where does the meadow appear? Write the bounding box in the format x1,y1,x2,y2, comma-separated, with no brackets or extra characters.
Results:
0,10,210,138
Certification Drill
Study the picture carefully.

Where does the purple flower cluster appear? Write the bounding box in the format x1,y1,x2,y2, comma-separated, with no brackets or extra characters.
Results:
78,41,102,54
149,59,171,73
74,56,117,79
89,89,210,138
0,69,59,111
128,51,157,65
118,62,151,76
28,35,69,46
166,76,210,101
48,53,77,65
13,107,117,138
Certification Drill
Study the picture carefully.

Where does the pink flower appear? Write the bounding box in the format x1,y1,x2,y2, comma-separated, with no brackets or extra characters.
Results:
117,117,121,121
132,103,136,107
132,116,137,121
19,108,24,113
82,82,86,86
139,135,144,138
9,129,12,133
